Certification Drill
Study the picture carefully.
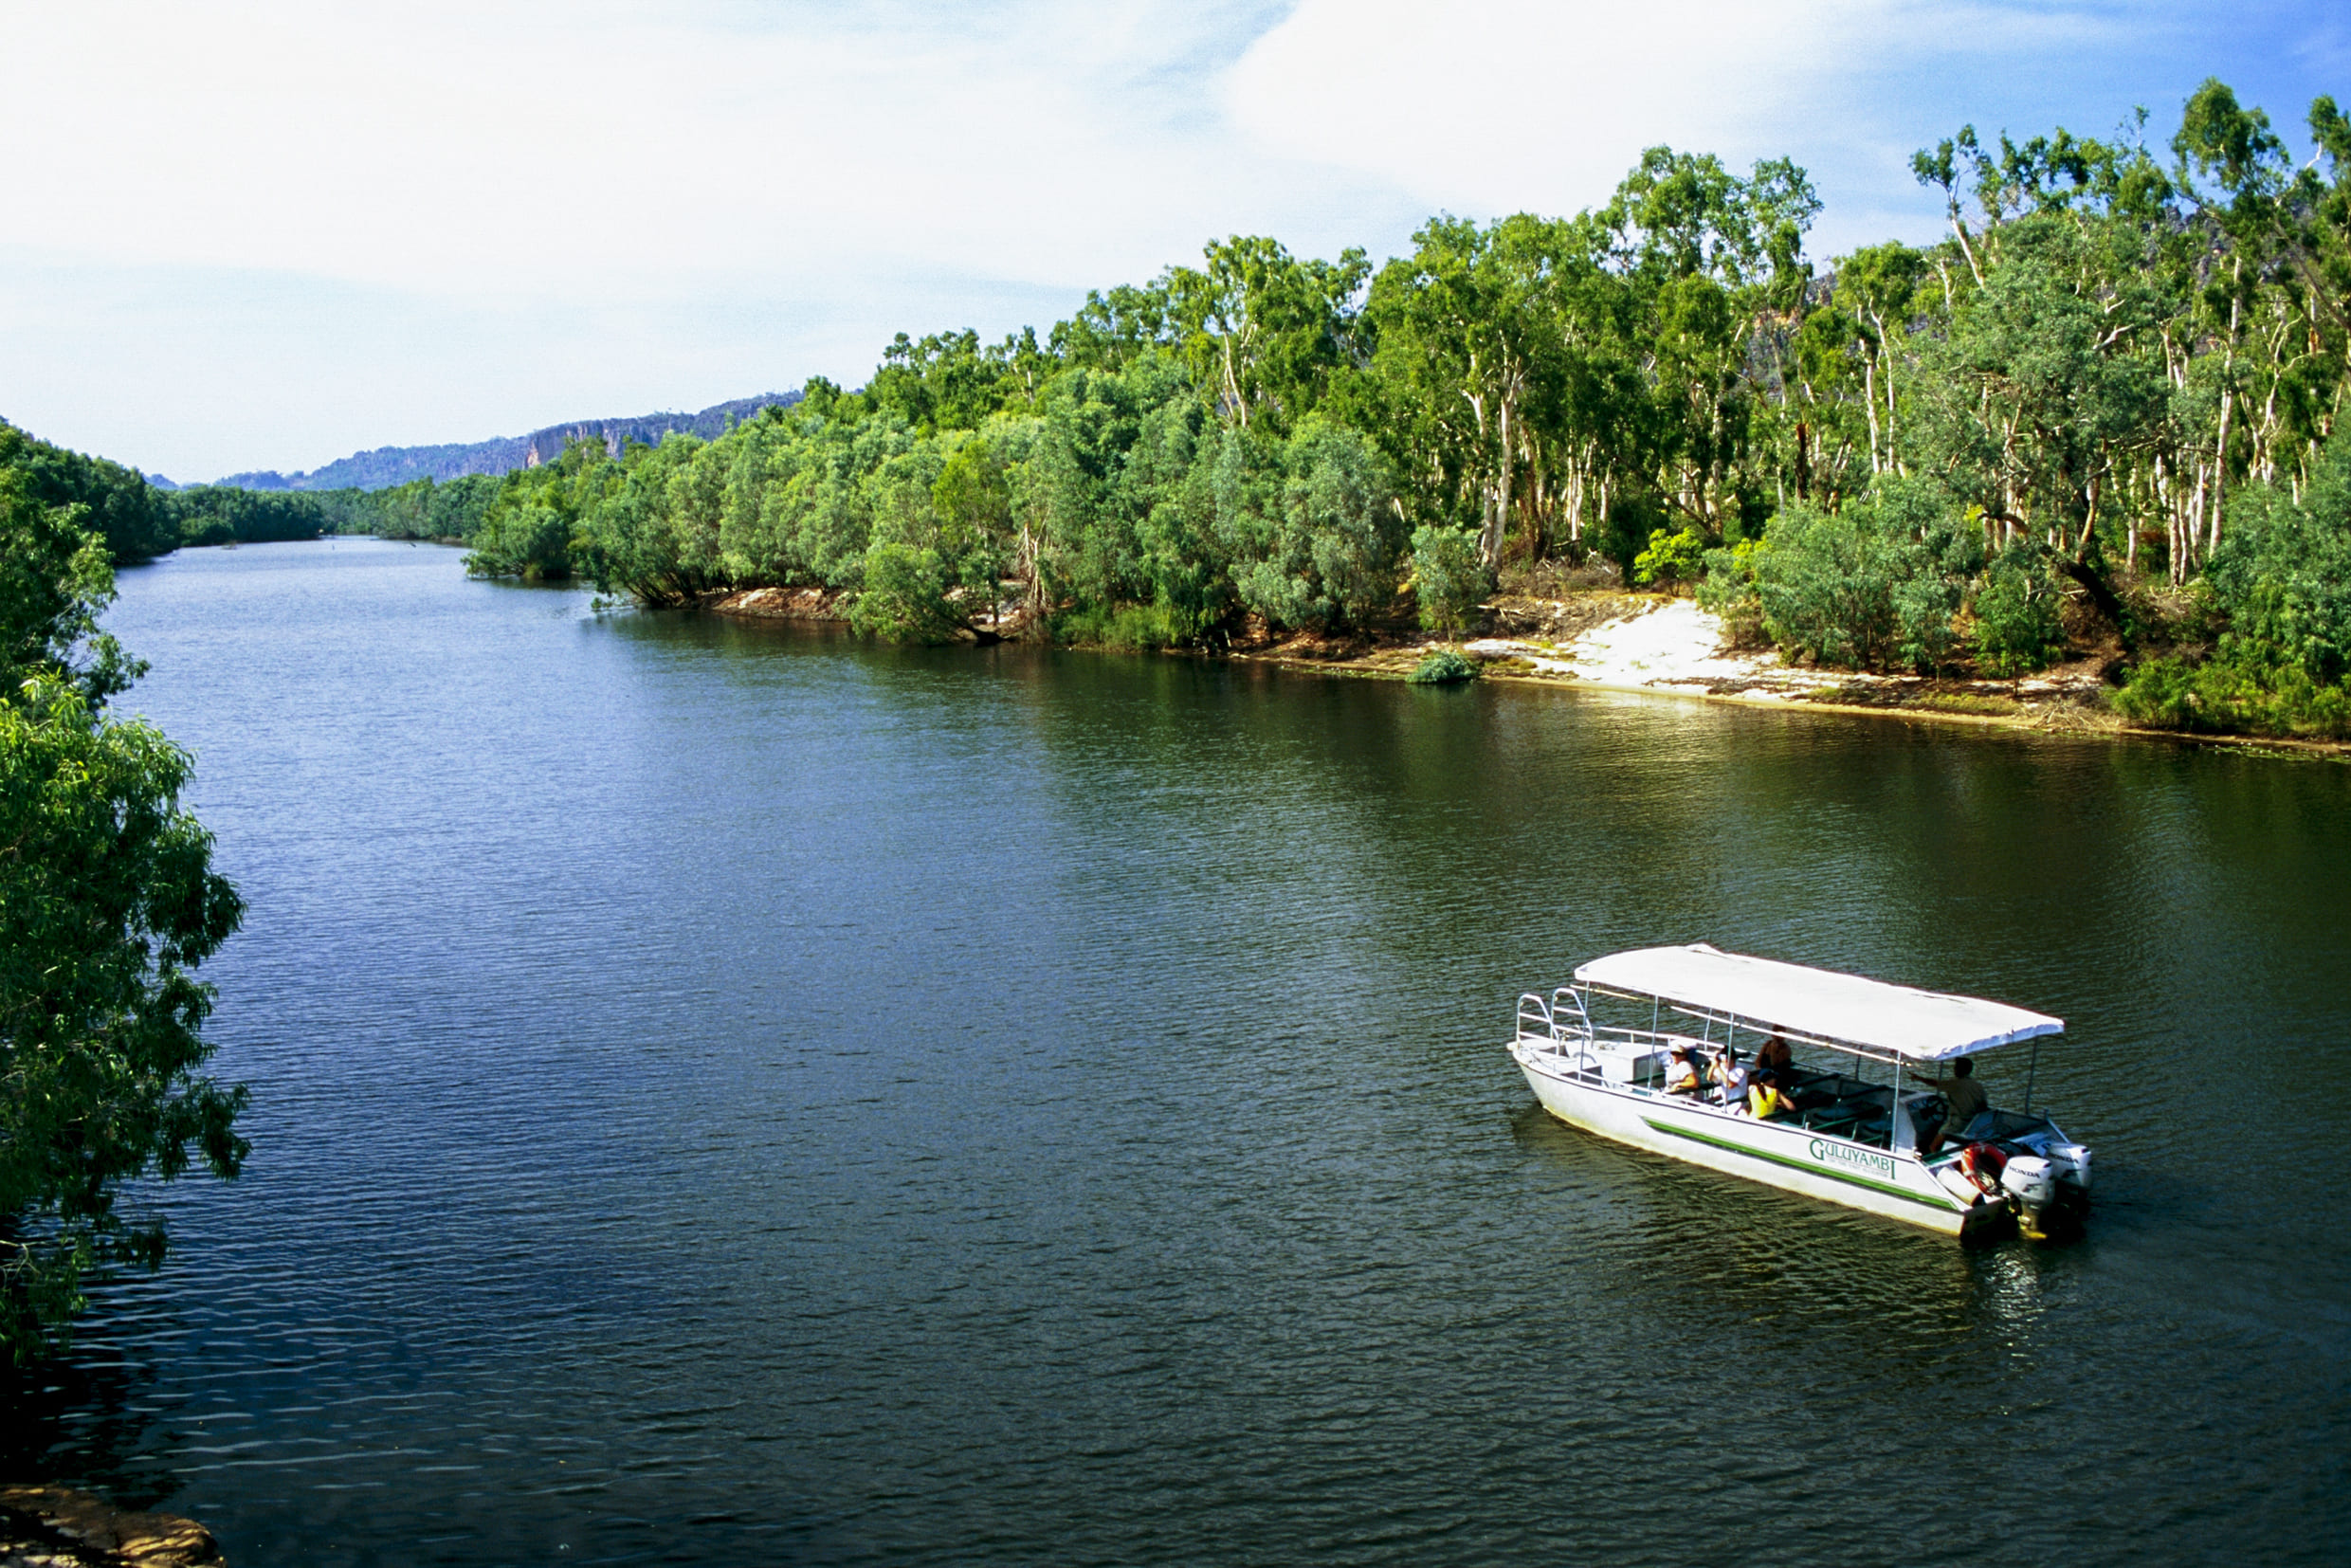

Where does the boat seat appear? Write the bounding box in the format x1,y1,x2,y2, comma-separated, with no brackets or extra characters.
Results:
1803,1104,1862,1134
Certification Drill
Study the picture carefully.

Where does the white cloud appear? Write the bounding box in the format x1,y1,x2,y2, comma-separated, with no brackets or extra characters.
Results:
1230,0,1857,213
0,0,2326,479
1,0,1318,299
1226,0,2145,230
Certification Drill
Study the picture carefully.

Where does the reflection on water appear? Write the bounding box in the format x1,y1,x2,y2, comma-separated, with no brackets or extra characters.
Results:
8,537,2342,1566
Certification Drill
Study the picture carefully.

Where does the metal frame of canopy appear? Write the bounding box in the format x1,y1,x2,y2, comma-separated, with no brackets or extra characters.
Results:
1571,944,2067,1130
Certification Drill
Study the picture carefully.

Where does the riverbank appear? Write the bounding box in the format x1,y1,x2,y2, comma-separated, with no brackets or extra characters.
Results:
702,583,2348,759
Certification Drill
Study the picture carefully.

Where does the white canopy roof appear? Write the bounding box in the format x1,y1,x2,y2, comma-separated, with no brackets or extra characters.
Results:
1572,944,2062,1063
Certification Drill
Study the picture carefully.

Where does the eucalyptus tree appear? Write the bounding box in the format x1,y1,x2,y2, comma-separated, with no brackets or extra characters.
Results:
1363,212,1567,569
1906,216,2166,566
1165,235,1371,434
1582,150,1821,561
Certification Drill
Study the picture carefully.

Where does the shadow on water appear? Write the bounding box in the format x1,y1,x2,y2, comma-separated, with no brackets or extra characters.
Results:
0,1310,179,1506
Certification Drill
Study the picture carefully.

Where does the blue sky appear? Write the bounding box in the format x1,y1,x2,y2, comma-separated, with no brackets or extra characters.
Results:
3,0,2344,482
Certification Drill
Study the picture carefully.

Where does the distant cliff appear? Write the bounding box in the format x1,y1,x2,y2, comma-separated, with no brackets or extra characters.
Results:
211,392,801,492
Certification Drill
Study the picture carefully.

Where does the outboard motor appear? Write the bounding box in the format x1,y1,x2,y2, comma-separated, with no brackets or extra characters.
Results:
1999,1154,2072,1238
1999,1155,2054,1210
2043,1141,2092,1193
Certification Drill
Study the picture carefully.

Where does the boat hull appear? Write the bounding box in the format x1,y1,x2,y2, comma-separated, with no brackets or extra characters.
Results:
1511,1041,1996,1238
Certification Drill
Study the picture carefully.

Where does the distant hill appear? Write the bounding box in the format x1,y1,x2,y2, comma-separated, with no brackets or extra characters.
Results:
211,392,801,492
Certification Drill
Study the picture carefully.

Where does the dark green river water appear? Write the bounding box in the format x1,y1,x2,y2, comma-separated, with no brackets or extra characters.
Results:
11,538,2347,1565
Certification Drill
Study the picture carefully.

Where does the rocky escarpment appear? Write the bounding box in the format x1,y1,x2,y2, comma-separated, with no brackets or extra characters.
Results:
0,1488,220,1568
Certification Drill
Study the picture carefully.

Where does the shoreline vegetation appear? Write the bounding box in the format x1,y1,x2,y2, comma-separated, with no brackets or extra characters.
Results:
696,575,2347,758
10,80,2351,753
457,77,2351,750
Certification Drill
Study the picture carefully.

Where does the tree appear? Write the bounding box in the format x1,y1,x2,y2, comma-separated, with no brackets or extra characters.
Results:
0,422,178,565
1366,214,1564,570
1167,236,1370,435
0,465,246,1363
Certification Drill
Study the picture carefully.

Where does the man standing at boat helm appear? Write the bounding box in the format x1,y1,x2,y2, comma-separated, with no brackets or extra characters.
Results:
1916,1058,1991,1154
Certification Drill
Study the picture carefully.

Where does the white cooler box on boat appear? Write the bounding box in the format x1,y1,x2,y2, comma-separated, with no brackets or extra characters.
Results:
1589,1042,1668,1085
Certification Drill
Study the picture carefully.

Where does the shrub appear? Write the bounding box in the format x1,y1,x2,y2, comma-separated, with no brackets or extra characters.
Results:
1410,525,1490,638
1744,478,1977,671
1968,544,2066,676
2114,435,2351,735
2113,643,2351,738
1698,538,1769,648
1051,600,1198,649
1633,525,1707,588
1212,422,1406,633
2207,444,2351,685
1406,647,1479,684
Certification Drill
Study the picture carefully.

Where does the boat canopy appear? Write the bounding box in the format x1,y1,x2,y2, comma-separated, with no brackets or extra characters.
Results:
1572,944,2063,1063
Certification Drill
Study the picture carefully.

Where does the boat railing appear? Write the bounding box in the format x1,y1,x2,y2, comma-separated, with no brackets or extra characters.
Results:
1518,992,1595,1067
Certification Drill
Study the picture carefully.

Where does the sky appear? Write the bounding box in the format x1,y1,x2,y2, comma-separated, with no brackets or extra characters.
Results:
3,0,2346,483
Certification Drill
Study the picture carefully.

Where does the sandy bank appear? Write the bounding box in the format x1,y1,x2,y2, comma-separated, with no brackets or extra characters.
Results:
1252,593,2347,757
697,583,2343,757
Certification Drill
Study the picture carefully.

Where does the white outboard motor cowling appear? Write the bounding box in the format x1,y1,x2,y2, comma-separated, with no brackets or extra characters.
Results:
2043,1142,2092,1191
2000,1155,2055,1211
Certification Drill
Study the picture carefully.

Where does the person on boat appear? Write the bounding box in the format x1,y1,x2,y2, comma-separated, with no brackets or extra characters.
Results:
1747,1067,1795,1121
1709,1048,1748,1107
1663,1046,1704,1096
1756,1032,1793,1076
1915,1058,1992,1154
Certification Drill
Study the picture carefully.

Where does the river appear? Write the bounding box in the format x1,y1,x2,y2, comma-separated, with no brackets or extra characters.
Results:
12,537,2347,1565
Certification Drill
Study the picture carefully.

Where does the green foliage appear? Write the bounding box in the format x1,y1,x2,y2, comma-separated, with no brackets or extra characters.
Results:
1216,420,1406,631
1697,537,1768,647
0,421,177,564
1633,526,1706,587
2205,443,2351,684
1740,478,1979,671
2113,647,2351,738
1968,544,2067,675
326,473,503,541
849,542,964,643
1049,600,1201,650
465,438,621,582
1406,647,1479,684
166,485,328,546
1408,525,1490,638
2118,440,2351,735
0,459,246,1363
0,467,142,707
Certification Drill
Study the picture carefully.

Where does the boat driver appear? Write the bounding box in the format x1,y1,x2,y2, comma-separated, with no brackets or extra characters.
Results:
1915,1058,1992,1154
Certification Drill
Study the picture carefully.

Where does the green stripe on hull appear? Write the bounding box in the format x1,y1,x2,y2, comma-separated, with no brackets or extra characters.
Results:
1639,1117,1958,1212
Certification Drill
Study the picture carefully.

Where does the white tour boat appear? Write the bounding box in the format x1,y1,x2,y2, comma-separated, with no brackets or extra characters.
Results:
1509,944,2092,1241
